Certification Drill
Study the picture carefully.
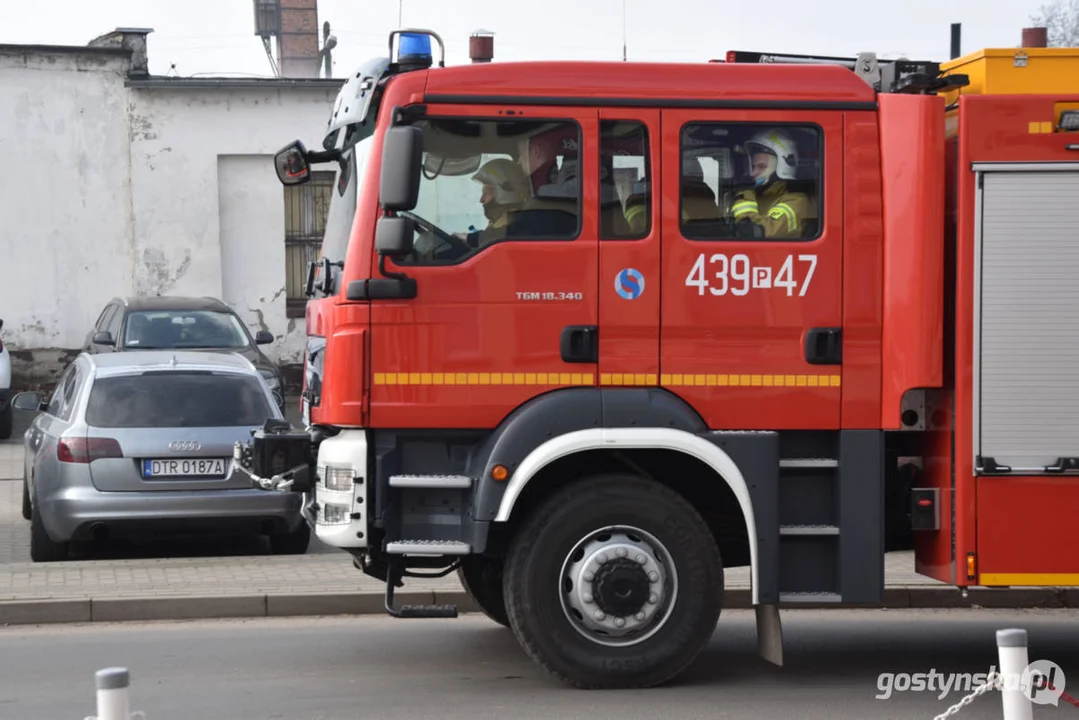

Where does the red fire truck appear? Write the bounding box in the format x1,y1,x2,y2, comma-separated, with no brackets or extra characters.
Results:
237,29,1079,689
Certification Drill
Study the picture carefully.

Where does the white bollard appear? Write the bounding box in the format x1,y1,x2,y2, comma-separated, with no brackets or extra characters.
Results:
997,629,1033,720
93,667,131,720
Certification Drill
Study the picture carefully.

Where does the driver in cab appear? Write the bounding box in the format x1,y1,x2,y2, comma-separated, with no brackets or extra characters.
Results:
729,129,816,239
449,158,531,250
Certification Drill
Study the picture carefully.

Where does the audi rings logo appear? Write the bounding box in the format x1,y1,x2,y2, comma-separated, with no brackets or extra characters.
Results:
169,440,202,452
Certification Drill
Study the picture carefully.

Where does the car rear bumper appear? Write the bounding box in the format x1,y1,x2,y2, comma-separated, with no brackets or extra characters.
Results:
40,485,304,542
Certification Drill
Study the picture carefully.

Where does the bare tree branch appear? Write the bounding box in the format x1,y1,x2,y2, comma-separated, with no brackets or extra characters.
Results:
1029,0,1079,46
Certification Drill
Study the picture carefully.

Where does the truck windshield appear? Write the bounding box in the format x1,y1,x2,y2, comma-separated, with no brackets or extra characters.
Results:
313,132,371,296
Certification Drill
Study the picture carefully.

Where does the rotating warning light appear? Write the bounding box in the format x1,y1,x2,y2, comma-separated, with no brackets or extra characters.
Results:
397,32,433,68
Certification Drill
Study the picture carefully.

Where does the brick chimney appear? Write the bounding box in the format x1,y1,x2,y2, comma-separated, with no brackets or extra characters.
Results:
88,27,154,77
1021,27,1048,48
470,29,494,63
277,0,320,77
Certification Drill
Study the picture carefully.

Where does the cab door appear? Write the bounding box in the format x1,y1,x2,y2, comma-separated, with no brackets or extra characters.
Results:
659,110,845,430
368,107,600,430
596,111,661,387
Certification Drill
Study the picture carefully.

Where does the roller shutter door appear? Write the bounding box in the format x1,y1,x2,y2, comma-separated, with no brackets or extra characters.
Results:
977,168,1079,472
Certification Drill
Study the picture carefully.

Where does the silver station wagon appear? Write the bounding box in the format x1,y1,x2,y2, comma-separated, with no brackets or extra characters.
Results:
13,350,308,562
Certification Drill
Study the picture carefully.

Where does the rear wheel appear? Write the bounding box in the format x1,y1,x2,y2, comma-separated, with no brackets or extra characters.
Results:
269,522,310,555
457,555,510,628
29,493,69,562
0,403,12,440
21,478,31,520
503,473,723,689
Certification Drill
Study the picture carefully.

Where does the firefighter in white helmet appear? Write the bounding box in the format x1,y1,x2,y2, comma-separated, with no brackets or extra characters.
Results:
729,129,816,239
451,157,531,249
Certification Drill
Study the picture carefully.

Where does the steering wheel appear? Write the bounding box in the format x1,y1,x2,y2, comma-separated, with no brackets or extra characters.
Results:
398,211,473,255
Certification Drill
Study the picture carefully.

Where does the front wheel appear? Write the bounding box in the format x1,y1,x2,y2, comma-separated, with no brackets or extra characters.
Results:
503,473,723,689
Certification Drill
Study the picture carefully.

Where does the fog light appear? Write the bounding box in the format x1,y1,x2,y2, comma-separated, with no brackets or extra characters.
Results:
321,466,355,492
323,503,351,525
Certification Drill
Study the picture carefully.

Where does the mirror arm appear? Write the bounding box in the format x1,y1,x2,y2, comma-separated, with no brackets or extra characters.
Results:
305,148,341,165
377,253,411,282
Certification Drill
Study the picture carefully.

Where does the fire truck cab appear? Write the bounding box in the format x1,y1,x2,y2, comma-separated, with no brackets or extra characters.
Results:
238,29,1079,689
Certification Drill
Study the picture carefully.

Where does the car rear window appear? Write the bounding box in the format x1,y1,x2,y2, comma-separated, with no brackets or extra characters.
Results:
85,371,274,428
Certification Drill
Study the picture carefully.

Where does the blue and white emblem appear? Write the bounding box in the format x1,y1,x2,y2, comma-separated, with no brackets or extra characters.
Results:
615,268,645,300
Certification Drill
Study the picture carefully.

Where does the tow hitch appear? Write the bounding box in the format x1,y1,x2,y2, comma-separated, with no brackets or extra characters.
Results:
234,418,316,493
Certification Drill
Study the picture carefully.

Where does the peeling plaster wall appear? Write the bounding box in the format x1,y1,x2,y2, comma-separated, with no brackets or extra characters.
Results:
128,87,334,367
217,154,300,363
0,50,134,365
0,47,339,387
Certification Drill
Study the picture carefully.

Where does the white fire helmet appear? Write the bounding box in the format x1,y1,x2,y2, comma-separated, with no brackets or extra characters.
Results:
471,158,530,205
744,129,799,181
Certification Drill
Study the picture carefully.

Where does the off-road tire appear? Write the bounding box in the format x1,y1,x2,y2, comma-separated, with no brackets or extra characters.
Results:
0,403,12,441
502,473,723,689
30,494,69,562
457,555,510,628
269,522,311,555
21,478,31,520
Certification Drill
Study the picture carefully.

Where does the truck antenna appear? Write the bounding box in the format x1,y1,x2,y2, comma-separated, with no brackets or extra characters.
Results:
621,0,627,61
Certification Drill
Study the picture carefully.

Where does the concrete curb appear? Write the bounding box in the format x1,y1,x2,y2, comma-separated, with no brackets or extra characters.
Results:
2,586,1077,626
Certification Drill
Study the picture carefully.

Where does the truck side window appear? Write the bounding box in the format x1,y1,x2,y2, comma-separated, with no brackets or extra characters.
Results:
679,122,822,241
599,120,651,240
397,118,582,266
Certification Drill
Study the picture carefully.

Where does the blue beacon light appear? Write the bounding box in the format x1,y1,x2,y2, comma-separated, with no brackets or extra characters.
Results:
398,33,433,68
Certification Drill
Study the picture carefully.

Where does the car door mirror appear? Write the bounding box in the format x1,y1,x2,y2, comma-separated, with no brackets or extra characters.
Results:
255,330,274,345
12,391,44,412
92,330,115,346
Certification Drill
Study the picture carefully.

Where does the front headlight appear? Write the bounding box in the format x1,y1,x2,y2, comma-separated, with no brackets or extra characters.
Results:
259,369,281,389
320,465,355,492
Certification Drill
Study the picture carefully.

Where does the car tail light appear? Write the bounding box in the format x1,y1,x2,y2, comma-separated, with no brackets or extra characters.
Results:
58,437,123,463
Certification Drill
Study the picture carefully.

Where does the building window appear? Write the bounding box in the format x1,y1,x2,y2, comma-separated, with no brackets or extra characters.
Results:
284,171,334,318
393,117,582,266
599,120,651,240
679,123,822,241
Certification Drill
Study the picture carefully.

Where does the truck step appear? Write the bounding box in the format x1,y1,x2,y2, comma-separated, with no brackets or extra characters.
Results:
779,458,838,468
779,524,839,536
385,540,472,555
384,556,460,619
392,603,459,619
388,474,473,489
779,592,843,603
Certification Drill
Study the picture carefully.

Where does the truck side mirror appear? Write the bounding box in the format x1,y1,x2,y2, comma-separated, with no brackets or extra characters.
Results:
380,126,423,211
274,140,312,186
375,216,416,258
92,330,115,346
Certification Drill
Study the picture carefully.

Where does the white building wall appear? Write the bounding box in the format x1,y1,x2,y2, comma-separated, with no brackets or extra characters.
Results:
0,44,340,388
128,86,337,366
0,48,135,354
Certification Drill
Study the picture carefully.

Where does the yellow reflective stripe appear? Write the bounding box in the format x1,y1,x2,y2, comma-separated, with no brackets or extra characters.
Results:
624,203,646,223
767,202,797,232
732,200,758,218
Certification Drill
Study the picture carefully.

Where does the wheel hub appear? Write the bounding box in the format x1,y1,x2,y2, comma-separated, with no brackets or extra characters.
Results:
559,526,677,648
592,558,650,617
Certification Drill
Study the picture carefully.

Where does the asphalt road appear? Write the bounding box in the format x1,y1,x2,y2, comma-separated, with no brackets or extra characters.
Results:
2,608,1078,720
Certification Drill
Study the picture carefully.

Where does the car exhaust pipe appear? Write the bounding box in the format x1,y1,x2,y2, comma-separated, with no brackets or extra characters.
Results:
89,522,109,542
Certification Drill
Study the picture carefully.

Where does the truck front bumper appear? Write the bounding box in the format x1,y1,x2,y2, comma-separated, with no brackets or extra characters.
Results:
238,423,369,550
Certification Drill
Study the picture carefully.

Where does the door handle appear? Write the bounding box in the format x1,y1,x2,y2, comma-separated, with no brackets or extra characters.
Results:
804,327,842,365
561,325,598,364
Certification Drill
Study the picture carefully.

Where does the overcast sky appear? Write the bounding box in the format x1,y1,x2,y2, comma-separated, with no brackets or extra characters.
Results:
2,0,1050,77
